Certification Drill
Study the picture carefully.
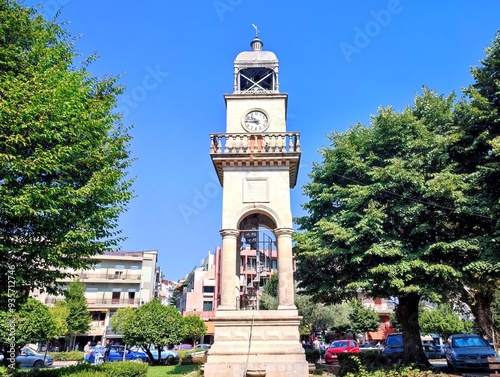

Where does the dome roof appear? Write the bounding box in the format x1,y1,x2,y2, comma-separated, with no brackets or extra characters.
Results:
234,37,278,65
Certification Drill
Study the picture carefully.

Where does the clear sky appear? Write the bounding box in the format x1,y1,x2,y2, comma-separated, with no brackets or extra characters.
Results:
23,0,500,281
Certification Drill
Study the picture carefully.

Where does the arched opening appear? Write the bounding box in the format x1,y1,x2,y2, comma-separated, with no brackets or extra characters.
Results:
238,213,277,310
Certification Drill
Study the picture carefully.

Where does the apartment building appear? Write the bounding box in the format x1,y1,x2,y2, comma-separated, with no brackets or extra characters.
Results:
158,279,178,306
359,294,396,343
36,250,158,346
175,245,279,343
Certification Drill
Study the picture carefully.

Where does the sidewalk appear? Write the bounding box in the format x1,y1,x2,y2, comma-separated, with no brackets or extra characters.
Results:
52,360,78,368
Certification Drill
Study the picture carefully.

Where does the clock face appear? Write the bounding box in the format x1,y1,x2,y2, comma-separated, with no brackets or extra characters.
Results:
243,110,269,132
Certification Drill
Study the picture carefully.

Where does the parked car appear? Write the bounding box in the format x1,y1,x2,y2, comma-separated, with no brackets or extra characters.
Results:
188,344,211,357
88,345,148,364
444,333,497,371
142,347,179,365
422,344,444,359
360,343,383,353
382,333,404,362
324,340,360,364
195,344,212,350
174,343,193,351
16,347,54,368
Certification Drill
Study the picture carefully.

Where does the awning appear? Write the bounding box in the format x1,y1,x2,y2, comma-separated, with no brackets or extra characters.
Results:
205,321,215,335
367,327,391,340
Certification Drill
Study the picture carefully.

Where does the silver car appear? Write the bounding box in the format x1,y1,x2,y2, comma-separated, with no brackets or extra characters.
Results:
445,334,497,371
17,347,54,368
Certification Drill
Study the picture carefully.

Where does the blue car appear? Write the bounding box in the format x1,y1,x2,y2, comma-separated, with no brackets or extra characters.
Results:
445,334,497,371
16,347,54,368
382,333,403,362
88,345,148,363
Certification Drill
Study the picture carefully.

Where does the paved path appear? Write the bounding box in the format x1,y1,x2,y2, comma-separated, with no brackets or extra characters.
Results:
52,361,78,368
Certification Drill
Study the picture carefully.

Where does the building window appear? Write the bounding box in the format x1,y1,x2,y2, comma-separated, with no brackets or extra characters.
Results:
112,292,121,303
203,301,213,311
202,286,214,294
128,292,135,303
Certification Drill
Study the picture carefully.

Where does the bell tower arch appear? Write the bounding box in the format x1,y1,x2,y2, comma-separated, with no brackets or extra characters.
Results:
205,35,308,377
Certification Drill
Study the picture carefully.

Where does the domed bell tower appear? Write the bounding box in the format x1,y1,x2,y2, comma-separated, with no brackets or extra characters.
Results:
205,34,308,377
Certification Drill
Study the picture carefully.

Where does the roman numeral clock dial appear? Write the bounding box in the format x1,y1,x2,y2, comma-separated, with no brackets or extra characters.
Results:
243,109,269,132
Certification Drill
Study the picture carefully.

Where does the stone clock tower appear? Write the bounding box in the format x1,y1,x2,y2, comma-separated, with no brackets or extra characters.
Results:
204,36,308,377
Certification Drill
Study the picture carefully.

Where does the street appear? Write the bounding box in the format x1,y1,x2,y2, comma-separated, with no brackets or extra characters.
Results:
430,359,489,377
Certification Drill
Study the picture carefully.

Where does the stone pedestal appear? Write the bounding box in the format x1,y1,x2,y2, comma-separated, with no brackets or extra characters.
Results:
203,310,309,377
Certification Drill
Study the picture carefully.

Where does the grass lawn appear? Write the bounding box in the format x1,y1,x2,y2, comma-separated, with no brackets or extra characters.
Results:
147,364,201,377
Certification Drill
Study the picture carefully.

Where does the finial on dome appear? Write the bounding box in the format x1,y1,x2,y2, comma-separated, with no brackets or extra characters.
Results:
250,24,263,51
252,23,259,37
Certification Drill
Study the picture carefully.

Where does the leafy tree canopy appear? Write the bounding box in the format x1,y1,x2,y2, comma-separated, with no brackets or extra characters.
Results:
49,300,69,339
294,87,468,366
0,0,134,307
110,306,135,335
347,299,380,336
419,303,473,340
0,298,56,354
64,280,91,336
122,299,184,365
294,29,500,362
182,314,207,345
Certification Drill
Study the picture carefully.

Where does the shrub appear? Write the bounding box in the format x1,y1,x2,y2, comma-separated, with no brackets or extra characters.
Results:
48,351,85,362
11,361,148,377
336,354,437,377
304,348,320,364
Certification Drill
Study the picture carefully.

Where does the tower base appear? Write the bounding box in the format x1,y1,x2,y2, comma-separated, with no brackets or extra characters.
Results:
203,309,309,377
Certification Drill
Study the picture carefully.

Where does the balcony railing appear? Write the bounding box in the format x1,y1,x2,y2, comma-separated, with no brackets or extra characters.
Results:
45,298,140,306
210,132,300,154
88,298,140,306
81,272,141,280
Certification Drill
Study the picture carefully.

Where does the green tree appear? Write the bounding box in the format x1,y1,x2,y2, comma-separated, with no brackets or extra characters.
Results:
294,88,464,366
182,314,207,345
295,295,343,336
17,298,57,348
439,30,500,343
49,300,69,339
259,273,278,310
110,307,135,335
122,299,184,365
263,273,278,297
347,299,380,337
389,311,401,333
0,0,134,308
169,289,179,307
419,304,473,340
64,280,91,348
0,298,56,360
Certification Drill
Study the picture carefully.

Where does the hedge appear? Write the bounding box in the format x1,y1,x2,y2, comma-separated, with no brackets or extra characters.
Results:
10,361,148,377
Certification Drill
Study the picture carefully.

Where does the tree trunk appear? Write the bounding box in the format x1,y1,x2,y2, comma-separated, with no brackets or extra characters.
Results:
396,294,431,367
462,285,497,342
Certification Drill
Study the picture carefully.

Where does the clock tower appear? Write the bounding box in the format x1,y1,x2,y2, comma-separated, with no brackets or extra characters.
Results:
205,36,308,377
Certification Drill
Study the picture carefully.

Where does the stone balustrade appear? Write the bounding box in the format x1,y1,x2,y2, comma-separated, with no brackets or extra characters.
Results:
210,132,300,154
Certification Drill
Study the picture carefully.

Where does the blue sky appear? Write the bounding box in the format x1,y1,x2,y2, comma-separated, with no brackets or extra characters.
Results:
24,0,500,281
